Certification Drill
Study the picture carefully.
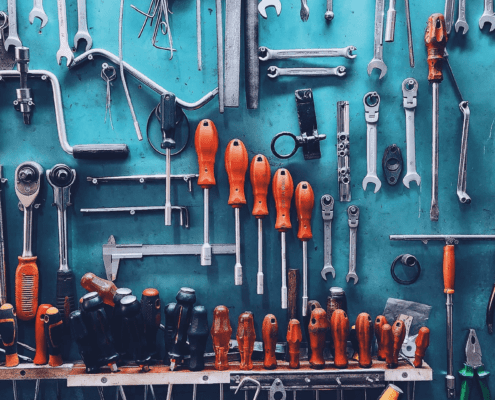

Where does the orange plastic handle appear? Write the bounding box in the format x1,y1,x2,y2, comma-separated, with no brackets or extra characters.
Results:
295,181,314,241
308,308,328,369
443,245,455,294
33,304,52,365
414,327,430,368
272,169,294,232
45,307,64,367
15,256,39,321
236,312,255,371
195,119,219,189
356,313,373,368
374,315,388,361
382,324,393,366
262,314,278,370
378,384,403,400
286,319,302,369
210,305,232,371
330,309,349,369
224,139,249,207
249,155,271,218
80,273,117,307
390,320,406,368
425,14,448,82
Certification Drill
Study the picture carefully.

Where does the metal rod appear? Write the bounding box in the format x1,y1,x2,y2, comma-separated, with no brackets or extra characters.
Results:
446,293,455,398
234,208,242,285
196,0,201,70
257,219,263,295
404,0,414,67
390,235,495,241
215,0,224,113
165,148,172,226
430,82,439,221
57,193,69,272
0,167,7,305
302,241,308,317
281,232,287,309
201,188,211,266
22,207,33,257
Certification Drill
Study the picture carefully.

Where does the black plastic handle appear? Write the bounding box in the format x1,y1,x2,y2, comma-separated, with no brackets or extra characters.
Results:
141,289,161,359
72,144,129,159
187,305,209,371
56,269,76,324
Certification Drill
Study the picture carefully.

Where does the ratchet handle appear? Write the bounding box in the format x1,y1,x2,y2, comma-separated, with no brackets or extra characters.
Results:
262,314,278,369
0,304,19,367
425,13,448,82
356,313,373,368
374,315,388,361
15,256,39,321
287,319,302,369
487,284,495,334
250,154,271,217
80,272,117,307
413,327,430,367
72,144,129,159
295,181,314,241
225,139,249,207
44,307,64,367
34,304,52,365
56,269,76,324
331,309,349,368
443,245,455,294
273,168,294,232
195,119,219,189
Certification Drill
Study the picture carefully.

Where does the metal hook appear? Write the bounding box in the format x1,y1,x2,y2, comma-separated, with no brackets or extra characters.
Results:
235,378,261,400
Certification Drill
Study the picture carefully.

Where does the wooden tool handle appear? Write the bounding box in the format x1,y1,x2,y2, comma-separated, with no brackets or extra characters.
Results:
286,319,302,369
33,304,52,365
287,269,298,320
413,327,430,368
374,315,388,361
195,119,219,189
390,320,406,368
308,308,328,369
424,13,448,82
250,155,271,217
210,305,232,370
273,169,294,232
295,181,314,241
356,313,373,368
262,314,278,369
224,139,249,207
0,304,19,367
236,312,255,371
44,307,64,367
80,272,117,307
382,324,393,366
443,245,455,294
330,309,349,368
15,256,39,321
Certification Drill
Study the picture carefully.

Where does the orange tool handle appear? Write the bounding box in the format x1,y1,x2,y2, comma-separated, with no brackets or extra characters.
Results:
356,313,373,368
374,315,388,361
33,304,52,365
195,119,219,189
236,311,255,371
295,181,314,241
425,13,448,82
286,319,302,369
224,139,249,207
249,155,271,217
378,384,403,400
382,324,393,366
272,169,294,232
308,308,328,369
80,273,117,307
210,305,232,371
0,303,19,367
262,314,278,369
330,309,349,369
45,307,64,367
414,327,430,368
443,245,455,294
390,320,406,368
15,256,39,321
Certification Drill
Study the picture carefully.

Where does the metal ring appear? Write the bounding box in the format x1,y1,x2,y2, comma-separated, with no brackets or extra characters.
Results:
391,254,421,285
270,132,299,159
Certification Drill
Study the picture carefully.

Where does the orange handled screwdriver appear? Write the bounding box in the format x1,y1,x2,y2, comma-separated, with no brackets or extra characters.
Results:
443,244,455,397
286,319,302,369
295,181,314,316
210,305,232,370
236,311,255,370
374,315,388,360
250,155,271,294
273,169,294,309
14,161,43,321
34,304,52,365
80,272,118,307
195,120,219,266
262,314,278,369
414,327,430,368
224,139,248,285
44,307,64,367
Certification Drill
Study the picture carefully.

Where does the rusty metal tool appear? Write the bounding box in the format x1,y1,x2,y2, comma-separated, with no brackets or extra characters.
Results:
225,139,249,285
211,305,232,370
320,195,335,280
0,167,7,306
237,312,255,370
295,182,314,317
308,308,328,369
287,269,298,320
258,0,281,18
262,314,278,369
273,169,294,309
356,313,373,368
346,205,359,284
250,155,271,294
368,0,387,78
337,101,351,202
224,0,242,107
425,13,448,221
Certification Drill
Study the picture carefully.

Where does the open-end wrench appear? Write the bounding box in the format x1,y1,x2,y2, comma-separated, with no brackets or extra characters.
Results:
402,78,421,188
259,46,356,61
29,0,49,30
258,0,281,19
4,0,22,51
320,195,335,280
74,0,93,51
346,205,359,285
444,0,455,34
457,101,471,204
455,0,469,34
267,66,346,78
56,0,75,66
362,92,381,193
367,0,387,79
479,0,495,31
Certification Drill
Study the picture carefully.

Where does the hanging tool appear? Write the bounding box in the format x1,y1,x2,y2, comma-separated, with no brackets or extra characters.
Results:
308,308,328,369
141,288,161,360
362,92,381,192
47,164,77,324
237,311,255,370
287,269,298,320
356,313,373,368
211,305,232,370
444,0,455,34
44,307,64,366
320,195,335,280
457,101,471,204
14,161,43,321
267,66,346,79
225,139,249,286
455,0,469,33
224,0,242,107
0,167,7,306
337,101,351,202
404,0,414,67
287,319,302,369
402,78,421,188
346,205,360,284
250,155,271,294
215,0,224,113
74,0,92,51
259,46,357,61
0,303,19,367
330,309,349,368
295,181,314,317
56,0,74,66
29,0,48,30
262,314,278,369
245,0,259,109
188,305,209,371
368,0,387,78
258,0,282,18
382,144,403,185
13,47,34,125
414,327,430,367
425,13,448,221
80,272,117,307
4,0,21,50
325,0,334,20
385,0,396,42
479,0,495,31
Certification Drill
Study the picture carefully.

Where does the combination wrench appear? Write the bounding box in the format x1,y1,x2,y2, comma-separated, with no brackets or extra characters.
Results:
402,78,421,188
29,0,49,30
259,46,356,61
457,101,471,204
320,195,335,280
455,0,469,34
346,205,359,285
367,0,387,79
74,0,93,51
362,92,381,193
257,0,282,19
479,0,495,31
56,0,75,66
444,0,455,34
4,0,22,51
267,66,346,78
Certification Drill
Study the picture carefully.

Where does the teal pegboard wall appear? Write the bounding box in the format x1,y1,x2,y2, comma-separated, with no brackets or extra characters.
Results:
0,0,494,398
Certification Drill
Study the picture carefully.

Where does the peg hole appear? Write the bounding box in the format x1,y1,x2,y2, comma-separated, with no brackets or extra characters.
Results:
257,156,262,162
203,120,209,126
20,370,26,376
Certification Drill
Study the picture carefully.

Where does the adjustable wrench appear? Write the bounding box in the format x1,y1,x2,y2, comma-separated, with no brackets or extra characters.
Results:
455,0,469,34
267,66,346,78
74,0,93,51
56,0,75,66
444,0,455,34
259,46,357,61
479,0,495,31
402,78,421,188
29,0,49,30
4,0,22,51
320,195,335,280
362,92,381,193
346,205,359,285
457,101,471,204
367,0,387,79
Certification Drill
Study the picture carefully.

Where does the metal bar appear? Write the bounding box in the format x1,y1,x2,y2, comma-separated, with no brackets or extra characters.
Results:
390,235,495,241
0,167,7,305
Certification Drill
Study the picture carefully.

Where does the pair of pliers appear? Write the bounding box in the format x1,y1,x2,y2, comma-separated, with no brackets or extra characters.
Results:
459,329,492,400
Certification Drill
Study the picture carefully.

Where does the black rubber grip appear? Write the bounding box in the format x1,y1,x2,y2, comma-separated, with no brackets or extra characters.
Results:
69,310,100,373
487,283,495,334
187,306,209,371
141,290,161,358
56,270,76,324
72,144,129,159
0,306,17,355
